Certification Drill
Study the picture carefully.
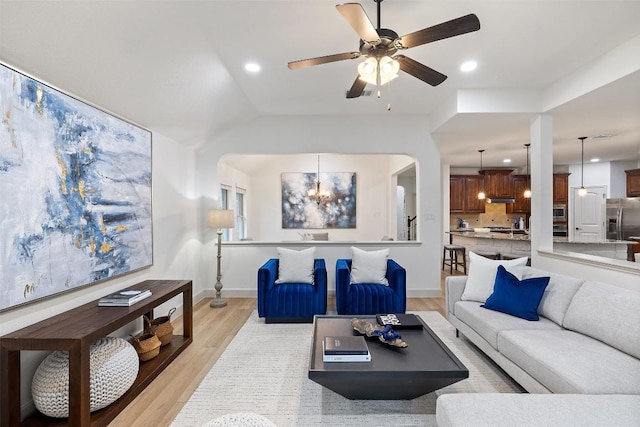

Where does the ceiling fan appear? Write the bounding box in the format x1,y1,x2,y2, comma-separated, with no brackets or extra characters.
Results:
288,0,481,98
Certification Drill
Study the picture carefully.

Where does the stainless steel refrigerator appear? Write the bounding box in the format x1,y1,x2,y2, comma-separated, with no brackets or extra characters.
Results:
606,198,640,240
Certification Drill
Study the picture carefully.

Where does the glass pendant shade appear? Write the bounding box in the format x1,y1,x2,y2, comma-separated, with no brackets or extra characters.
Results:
358,56,399,86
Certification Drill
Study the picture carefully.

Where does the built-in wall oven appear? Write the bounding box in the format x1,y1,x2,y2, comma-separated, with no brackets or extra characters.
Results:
552,205,567,222
552,224,568,237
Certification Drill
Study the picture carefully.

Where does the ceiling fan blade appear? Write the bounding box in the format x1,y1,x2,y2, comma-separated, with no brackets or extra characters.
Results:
398,14,480,49
346,76,367,98
288,52,361,70
336,3,381,44
395,55,447,86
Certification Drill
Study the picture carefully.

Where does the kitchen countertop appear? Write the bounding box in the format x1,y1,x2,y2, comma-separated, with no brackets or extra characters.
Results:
447,230,638,245
448,230,531,241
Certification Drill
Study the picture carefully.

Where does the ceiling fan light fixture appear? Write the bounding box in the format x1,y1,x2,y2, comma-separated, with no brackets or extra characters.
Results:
379,55,400,79
357,56,399,86
357,57,378,85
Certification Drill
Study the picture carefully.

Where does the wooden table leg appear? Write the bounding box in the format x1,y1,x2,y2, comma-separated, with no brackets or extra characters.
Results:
183,286,193,338
68,340,91,426
1,347,21,427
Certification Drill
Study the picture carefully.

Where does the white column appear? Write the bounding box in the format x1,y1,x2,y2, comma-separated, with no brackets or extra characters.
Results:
530,114,554,262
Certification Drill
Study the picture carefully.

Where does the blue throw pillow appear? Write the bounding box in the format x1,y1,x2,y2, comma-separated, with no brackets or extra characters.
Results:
481,265,550,321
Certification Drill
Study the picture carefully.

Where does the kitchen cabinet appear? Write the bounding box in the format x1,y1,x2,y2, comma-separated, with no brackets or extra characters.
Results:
450,175,485,213
626,169,640,197
450,176,465,212
512,175,531,214
553,173,570,203
482,169,514,198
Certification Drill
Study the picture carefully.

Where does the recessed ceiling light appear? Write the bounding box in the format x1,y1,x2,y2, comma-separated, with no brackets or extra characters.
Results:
590,158,600,163
244,63,261,73
460,60,477,72
503,158,511,163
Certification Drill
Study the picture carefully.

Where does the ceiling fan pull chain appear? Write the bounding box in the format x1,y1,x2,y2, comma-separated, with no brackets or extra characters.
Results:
387,79,392,111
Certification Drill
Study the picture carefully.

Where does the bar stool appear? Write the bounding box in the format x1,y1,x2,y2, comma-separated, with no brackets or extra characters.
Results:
442,245,467,274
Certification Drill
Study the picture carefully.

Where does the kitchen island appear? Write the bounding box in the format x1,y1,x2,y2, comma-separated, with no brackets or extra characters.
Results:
447,230,638,262
447,230,531,260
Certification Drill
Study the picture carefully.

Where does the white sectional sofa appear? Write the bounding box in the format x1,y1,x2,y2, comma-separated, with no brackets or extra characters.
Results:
438,264,640,426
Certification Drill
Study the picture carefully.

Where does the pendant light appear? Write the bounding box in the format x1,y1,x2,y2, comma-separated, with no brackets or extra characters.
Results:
307,155,331,205
523,143,531,198
578,137,588,197
477,149,486,200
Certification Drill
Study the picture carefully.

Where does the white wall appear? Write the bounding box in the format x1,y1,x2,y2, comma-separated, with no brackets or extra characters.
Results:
568,161,611,195
220,154,411,242
0,132,202,417
196,115,442,298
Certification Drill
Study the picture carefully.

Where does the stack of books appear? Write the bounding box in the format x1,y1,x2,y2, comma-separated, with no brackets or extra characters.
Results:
98,289,152,307
322,336,371,362
376,313,423,329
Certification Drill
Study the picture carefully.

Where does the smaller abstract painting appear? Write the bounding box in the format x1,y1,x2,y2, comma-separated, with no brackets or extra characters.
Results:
281,172,356,229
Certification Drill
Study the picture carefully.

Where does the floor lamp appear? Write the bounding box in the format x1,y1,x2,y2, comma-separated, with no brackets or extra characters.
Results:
207,209,235,308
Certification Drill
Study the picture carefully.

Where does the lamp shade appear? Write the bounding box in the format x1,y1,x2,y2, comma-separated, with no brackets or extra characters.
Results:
207,209,235,229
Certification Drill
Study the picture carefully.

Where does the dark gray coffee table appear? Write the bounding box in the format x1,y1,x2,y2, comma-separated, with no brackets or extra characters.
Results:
308,315,468,400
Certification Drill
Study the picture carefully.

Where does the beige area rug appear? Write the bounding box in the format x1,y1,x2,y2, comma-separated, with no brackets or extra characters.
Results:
171,311,523,427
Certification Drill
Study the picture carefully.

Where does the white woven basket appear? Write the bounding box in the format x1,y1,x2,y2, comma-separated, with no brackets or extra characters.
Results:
32,337,139,418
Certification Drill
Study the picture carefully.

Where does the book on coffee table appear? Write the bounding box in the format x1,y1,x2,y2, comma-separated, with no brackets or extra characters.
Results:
376,313,423,329
323,336,371,362
98,289,152,307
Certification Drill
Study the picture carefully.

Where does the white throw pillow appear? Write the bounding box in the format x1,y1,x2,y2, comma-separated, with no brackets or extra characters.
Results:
461,252,528,302
350,247,389,285
275,247,315,284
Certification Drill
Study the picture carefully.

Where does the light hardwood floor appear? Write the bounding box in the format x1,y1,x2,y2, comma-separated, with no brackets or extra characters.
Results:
109,270,462,426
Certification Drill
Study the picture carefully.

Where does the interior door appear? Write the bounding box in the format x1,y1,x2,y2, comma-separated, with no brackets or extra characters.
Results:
572,186,606,242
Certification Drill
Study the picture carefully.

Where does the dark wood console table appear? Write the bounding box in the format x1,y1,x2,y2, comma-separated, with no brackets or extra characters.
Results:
1,279,193,427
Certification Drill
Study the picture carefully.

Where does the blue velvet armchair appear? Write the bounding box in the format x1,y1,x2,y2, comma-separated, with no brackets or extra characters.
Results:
335,258,406,315
257,258,327,323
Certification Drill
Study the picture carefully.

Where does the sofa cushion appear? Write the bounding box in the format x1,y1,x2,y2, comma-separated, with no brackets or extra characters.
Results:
275,247,315,284
482,266,550,321
454,301,561,350
563,280,640,359
521,266,584,325
461,252,528,302
350,247,389,285
436,393,640,427
497,329,640,394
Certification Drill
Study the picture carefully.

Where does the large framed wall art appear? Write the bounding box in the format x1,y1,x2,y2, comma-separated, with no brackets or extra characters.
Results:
281,172,356,229
0,63,153,311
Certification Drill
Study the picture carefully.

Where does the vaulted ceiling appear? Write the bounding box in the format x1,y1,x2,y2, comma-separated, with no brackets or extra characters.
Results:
1,1,639,170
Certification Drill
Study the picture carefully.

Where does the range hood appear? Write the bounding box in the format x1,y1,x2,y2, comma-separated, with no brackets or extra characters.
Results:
486,198,515,204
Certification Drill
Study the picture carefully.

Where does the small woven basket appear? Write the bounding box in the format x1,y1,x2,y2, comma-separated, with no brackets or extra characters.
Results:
131,325,161,362
146,307,176,347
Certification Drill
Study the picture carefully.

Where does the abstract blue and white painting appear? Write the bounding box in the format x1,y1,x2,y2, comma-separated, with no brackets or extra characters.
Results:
0,63,152,311
281,172,356,229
